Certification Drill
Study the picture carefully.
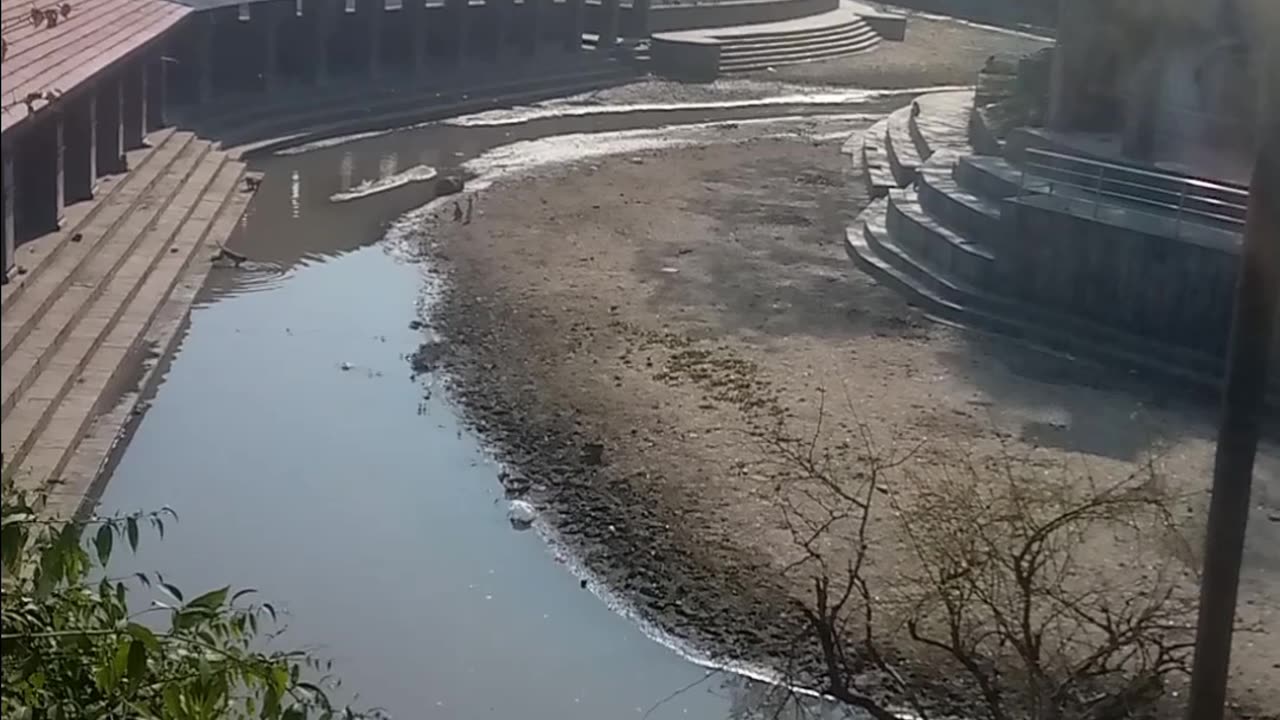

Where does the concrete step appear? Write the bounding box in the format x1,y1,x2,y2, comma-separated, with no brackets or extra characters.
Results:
886,187,995,290
954,154,1041,199
37,165,256,515
718,22,877,55
846,201,1227,397
858,116,896,198
709,13,870,43
2,128,178,313
4,153,243,485
917,161,1004,242
885,102,921,187
2,130,187,360
719,28,878,62
1,137,213,422
719,36,879,72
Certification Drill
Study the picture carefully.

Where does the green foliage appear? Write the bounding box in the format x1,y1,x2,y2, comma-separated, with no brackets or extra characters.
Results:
0,481,383,720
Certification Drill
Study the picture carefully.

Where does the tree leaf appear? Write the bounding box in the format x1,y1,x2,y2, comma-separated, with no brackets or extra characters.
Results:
134,572,151,588
126,517,139,553
94,523,113,566
186,586,229,612
231,587,258,605
126,623,161,653
126,638,147,693
159,582,184,604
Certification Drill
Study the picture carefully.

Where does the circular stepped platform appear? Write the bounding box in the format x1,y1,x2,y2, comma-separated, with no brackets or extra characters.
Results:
650,1,903,81
843,88,1265,402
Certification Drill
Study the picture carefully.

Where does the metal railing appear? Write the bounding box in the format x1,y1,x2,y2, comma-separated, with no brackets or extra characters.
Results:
1017,148,1249,241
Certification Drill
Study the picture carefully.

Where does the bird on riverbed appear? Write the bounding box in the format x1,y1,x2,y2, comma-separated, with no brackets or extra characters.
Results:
452,201,463,222
211,244,248,267
464,196,474,225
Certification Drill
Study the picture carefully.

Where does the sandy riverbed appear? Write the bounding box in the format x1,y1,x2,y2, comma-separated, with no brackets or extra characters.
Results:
405,20,1278,720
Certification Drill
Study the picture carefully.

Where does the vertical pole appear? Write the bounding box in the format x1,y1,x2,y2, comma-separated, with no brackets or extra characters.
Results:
599,0,620,53
200,15,215,104
567,0,584,53
86,93,97,191
1185,79,1280,720
368,5,382,77
2,153,13,276
53,116,65,224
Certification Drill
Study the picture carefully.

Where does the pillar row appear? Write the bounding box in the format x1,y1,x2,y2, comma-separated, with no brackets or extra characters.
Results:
96,79,125,176
599,0,620,53
64,96,96,204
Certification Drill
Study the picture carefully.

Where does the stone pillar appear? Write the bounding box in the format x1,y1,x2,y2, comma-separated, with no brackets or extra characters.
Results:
123,64,145,150
368,7,382,77
492,0,510,60
315,3,332,83
263,15,281,90
199,16,215,104
54,118,65,222
1047,0,1096,131
96,79,125,175
408,2,427,74
1,151,13,276
599,0,619,53
632,0,651,39
146,58,166,129
450,0,469,64
17,121,61,238
64,96,97,203
566,0,584,53
527,0,541,56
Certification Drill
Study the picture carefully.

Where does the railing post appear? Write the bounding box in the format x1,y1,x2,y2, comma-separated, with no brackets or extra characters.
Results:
1093,165,1104,218
1174,183,1188,239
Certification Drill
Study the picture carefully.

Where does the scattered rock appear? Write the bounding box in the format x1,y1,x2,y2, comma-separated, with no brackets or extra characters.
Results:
499,469,532,496
340,361,353,371
409,319,424,331
581,442,605,466
507,499,537,529
409,341,446,375
436,175,465,197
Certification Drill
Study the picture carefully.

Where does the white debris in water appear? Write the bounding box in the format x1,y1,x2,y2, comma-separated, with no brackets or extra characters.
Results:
329,164,439,203
507,500,537,529
275,128,399,156
459,113,874,190
443,85,971,128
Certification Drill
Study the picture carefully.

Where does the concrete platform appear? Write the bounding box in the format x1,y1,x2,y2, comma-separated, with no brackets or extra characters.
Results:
650,1,899,80
1,129,254,514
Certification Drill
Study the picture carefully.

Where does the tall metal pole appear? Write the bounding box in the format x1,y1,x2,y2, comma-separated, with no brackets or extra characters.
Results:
1184,65,1280,720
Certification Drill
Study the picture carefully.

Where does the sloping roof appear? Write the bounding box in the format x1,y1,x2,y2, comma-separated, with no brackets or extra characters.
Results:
1,0,190,135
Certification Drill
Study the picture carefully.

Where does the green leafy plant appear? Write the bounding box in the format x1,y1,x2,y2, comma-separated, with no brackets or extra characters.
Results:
1,479,383,720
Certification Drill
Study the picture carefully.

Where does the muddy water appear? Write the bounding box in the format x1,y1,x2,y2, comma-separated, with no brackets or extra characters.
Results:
96,94,902,719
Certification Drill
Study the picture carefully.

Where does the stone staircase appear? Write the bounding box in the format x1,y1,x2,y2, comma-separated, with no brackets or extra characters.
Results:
1,129,254,506
843,89,1251,397
715,14,880,73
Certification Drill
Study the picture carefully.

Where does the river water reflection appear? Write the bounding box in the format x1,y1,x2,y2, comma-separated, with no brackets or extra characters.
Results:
95,97,890,720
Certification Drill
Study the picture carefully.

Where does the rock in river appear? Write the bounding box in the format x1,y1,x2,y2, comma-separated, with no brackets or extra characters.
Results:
508,499,538,530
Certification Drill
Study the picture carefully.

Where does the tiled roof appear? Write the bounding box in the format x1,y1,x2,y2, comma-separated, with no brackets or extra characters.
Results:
1,0,190,135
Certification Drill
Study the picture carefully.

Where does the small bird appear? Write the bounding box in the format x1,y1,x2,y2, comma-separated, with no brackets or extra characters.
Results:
69,232,82,243
911,101,921,119
242,176,262,192
452,201,463,222
212,244,248,267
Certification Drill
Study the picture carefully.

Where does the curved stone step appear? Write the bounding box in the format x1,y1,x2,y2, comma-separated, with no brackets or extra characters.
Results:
856,116,895,198
846,203,1228,399
886,188,994,289
917,159,1003,243
719,36,879,72
718,22,876,55
884,103,921,187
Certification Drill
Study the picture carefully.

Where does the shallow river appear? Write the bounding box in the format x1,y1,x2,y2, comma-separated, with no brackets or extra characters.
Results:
96,88,906,719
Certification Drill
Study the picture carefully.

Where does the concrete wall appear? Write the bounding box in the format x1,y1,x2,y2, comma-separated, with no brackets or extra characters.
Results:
582,0,837,36
877,0,1054,33
1003,196,1238,358
649,35,720,81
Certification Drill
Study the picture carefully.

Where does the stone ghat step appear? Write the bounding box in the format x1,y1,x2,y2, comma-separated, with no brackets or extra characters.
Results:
215,64,637,150
856,115,896,198
197,60,632,142
2,134,212,420
3,155,247,489
719,36,879,73
916,157,1003,241
884,102,921,187
695,8,871,43
719,27,878,62
846,200,1231,398
717,21,877,54
2,128,182,352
